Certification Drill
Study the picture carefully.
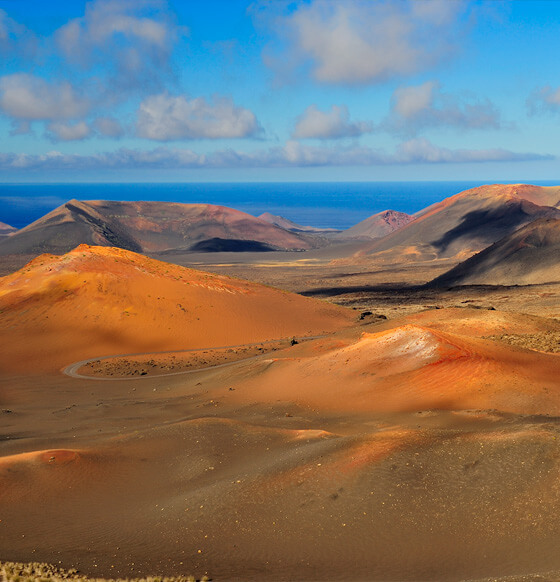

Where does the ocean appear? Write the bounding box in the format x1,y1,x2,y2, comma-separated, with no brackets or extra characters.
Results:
1,181,558,230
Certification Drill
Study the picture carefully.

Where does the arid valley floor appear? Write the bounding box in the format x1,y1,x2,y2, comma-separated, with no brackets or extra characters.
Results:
2,185,560,581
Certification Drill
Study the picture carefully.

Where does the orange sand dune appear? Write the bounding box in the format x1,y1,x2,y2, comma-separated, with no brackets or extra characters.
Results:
225,322,560,415
0,245,354,373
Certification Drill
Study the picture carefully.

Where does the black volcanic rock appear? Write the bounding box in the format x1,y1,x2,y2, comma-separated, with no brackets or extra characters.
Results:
189,238,276,252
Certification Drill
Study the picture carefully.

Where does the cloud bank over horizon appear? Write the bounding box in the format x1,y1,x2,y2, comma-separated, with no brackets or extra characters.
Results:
0,139,551,174
0,0,558,180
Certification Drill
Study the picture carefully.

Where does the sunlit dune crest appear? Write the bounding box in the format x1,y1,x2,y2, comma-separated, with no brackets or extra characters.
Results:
226,320,560,414
0,244,355,372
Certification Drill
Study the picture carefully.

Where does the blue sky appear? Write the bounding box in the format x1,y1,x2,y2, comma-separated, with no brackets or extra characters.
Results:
1,0,560,182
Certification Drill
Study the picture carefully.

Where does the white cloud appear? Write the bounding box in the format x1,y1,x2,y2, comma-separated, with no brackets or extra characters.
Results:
258,0,468,85
0,74,90,122
0,140,550,172
393,81,436,118
55,0,183,89
272,141,382,166
292,104,372,139
409,0,460,26
136,93,262,140
56,0,174,59
542,87,560,105
0,1,186,142
0,9,35,56
0,9,19,43
382,81,502,134
93,116,125,137
47,121,92,141
527,85,560,115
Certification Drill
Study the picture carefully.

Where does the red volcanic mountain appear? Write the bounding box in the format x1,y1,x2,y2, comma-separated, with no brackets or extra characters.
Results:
0,200,316,256
0,245,355,372
358,184,560,262
431,217,560,286
339,210,413,239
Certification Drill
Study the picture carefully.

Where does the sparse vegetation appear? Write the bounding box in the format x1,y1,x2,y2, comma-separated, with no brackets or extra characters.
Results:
0,562,209,582
485,332,560,353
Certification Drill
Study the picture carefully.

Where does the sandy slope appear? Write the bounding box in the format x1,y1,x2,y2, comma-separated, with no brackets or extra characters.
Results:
0,245,354,373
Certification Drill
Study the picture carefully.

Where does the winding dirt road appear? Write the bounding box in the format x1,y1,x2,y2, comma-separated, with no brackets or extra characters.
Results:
63,335,325,380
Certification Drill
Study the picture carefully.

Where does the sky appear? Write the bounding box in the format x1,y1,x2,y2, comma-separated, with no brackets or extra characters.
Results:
1,0,560,182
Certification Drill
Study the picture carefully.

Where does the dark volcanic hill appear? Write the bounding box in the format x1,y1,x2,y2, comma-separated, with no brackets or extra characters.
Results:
0,200,316,256
339,210,413,239
358,184,560,263
0,221,16,238
430,218,560,287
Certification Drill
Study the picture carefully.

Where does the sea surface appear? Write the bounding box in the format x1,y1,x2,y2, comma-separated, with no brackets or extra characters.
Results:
1,181,559,230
